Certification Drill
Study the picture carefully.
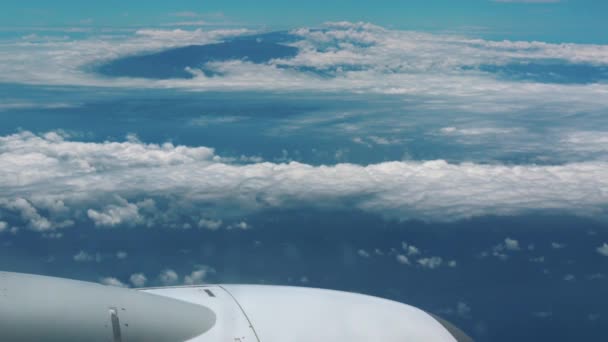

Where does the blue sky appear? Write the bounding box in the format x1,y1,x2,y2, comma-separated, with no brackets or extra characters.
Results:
2,0,608,42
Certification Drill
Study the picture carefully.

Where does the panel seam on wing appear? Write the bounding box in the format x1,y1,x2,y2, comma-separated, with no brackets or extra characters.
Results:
218,285,262,342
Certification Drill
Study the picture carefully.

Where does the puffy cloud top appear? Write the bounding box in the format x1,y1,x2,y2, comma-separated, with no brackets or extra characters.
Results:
100,277,128,288
159,269,179,285
597,243,608,257
129,273,148,287
1,132,608,232
504,238,521,251
418,257,443,269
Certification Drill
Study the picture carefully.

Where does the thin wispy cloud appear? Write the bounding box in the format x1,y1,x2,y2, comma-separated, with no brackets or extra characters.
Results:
493,0,560,3
162,20,209,27
171,11,201,18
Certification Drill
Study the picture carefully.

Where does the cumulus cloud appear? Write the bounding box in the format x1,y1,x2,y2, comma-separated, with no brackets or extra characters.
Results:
100,277,128,288
357,249,371,258
159,269,179,285
407,246,420,256
184,266,215,285
73,250,102,263
227,221,251,230
530,256,545,263
87,200,142,227
402,242,420,256
396,254,410,265
0,198,52,231
417,257,443,269
440,301,472,318
2,132,608,231
116,251,128,260
129,273,147,287
74,250,127,262
551,242,566,249
486,238,522,260
597,243,608,257
504,238,521,251
0,221,7,233
198,218,223,230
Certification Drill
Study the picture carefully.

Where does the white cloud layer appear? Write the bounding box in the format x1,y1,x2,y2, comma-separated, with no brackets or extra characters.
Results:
0,28,249,87
2,22,608,116
2,132,608,231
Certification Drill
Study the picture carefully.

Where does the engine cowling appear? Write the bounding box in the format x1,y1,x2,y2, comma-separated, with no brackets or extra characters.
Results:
146,284,473,342
0,272,216,342
0,271,473,342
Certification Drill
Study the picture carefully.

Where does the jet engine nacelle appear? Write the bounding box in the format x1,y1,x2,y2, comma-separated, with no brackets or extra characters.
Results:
0,271,472,342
